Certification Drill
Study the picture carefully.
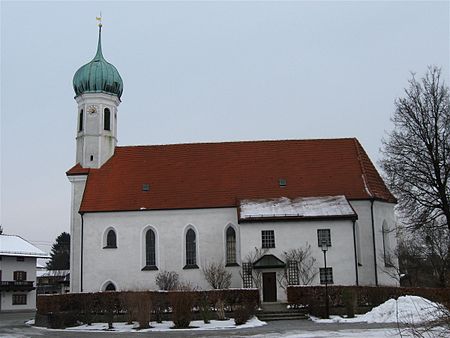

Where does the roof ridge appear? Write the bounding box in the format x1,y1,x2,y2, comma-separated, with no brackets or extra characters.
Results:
353,138,374,198
117,137,357,149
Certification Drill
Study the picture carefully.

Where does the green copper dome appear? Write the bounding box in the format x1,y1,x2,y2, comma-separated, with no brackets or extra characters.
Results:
73,26,123,99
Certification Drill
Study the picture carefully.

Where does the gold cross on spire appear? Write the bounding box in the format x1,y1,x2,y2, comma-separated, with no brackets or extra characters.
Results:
96,12,102,27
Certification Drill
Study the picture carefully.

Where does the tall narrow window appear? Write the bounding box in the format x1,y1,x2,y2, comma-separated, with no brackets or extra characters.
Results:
105,230,117,248
79,109,83,132
355,222,362,265
145,229,156,268
226,227,237,265
104,108,111,131
382,221,392,267
185,229,197,268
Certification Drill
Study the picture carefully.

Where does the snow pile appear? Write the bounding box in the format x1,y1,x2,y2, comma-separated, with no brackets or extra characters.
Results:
32,317,266,332
359,295,444,324
240,196,355,220
311,296,446,324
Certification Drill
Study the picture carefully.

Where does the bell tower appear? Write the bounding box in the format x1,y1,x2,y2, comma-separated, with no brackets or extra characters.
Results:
72,21,123,168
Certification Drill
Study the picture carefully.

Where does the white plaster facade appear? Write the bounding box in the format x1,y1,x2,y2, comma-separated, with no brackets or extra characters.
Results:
0,235,48,311
75,93,120,169
70,200,398,301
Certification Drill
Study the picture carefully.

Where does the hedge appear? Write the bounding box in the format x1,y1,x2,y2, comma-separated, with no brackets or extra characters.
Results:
36,288,259,328
287,285,450,317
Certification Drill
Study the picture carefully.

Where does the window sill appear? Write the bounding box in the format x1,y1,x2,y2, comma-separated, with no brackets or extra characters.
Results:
103,246,117,249
225,262,240,267
141,265,158,271
183,264,199,270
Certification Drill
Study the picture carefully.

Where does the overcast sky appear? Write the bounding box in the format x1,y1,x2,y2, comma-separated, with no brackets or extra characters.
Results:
1,1,449,253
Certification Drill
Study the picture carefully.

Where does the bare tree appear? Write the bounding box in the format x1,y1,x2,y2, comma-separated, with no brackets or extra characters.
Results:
392,222,450,287
155,270,179,290
201,261,232,289
240,247,269,290
380,66,450,232
283,244,318,285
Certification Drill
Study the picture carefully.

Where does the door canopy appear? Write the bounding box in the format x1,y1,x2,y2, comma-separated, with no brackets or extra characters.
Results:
253,254,286,269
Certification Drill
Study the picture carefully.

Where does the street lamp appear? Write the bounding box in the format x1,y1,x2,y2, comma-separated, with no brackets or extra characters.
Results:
321,243,330,319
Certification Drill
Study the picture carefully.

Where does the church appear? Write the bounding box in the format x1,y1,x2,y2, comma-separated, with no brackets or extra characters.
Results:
67,24,398,302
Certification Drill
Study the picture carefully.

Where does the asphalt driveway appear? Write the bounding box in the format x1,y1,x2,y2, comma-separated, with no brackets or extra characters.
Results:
0,311,404,338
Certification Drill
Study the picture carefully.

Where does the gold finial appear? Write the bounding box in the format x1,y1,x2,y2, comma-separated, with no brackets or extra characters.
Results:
96,12,102,27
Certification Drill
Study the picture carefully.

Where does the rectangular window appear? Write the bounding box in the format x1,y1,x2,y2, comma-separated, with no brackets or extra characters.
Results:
17,256,25,262
317,229,331,247
319,267,333,284
13,271,27,281
261,230,275,248
12,294,27,305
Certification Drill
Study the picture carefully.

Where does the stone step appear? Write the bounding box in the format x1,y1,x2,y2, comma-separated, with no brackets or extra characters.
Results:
257,313,309,321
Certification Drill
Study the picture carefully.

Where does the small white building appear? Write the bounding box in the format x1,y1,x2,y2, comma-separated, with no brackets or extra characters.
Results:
0,233,49,311
67,25,399,302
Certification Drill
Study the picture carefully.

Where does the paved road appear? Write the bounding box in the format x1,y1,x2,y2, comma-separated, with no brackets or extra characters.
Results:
0,311,404,338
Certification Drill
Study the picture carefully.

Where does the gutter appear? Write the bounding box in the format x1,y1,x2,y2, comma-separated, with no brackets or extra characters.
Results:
352,219,359,286
370,200,378,286
80,212,84,292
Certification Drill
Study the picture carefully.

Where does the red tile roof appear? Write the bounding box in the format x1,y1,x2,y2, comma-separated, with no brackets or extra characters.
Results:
67,138,396,213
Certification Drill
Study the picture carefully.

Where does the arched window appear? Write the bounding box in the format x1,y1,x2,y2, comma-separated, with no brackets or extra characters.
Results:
104,108,111,131
79,109,83,132
105,229,117,248
185,229,197,268
105,282,116,291
382,221,392,267
226,227,237,265
355,222,362,265
145,229,156,267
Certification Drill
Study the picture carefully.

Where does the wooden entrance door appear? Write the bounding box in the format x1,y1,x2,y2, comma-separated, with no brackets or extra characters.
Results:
262,272,277,302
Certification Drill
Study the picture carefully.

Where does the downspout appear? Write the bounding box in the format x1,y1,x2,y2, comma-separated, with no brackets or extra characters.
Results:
80,212,84,292
370,200,378,286
352,219,359,286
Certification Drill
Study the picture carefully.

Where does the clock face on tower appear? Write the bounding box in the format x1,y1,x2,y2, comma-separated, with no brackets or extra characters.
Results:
87,105,97,114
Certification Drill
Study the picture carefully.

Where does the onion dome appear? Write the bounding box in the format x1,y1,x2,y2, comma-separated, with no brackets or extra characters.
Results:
73,25,123,99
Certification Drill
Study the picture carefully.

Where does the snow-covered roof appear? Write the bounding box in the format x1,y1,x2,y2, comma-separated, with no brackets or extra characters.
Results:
0,234,49,258
36,269,70,278
239,195,357,221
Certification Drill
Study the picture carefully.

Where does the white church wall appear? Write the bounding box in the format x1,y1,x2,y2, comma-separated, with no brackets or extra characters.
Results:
348,200,398,287
240,219,357,302
81,208,242,292
68,175,87,293
373,201,398,286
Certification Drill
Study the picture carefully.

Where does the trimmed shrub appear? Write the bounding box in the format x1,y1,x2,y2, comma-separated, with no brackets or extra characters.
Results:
136,292,152,329
233,305,252,325
342,288,356,318
287,285,450,315
36,288,260,328
198,292,211,324
170,291,195,328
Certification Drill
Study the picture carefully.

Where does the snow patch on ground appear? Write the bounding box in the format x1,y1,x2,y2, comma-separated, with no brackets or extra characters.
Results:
32,317,266,332
311,295,445,324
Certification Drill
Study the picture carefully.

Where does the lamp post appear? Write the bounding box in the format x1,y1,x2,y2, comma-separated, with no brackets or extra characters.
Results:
321,243,330,319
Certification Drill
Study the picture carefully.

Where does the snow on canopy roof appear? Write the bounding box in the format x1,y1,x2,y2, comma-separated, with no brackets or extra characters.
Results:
0,234,49,258
239,195,357,221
